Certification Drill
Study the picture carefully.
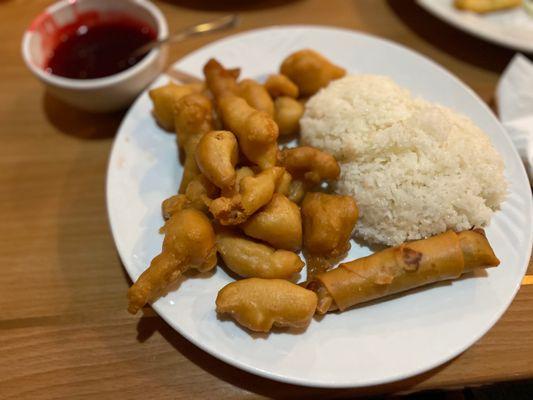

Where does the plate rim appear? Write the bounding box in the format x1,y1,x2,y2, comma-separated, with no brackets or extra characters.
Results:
106,24,533,388
417,0,533,53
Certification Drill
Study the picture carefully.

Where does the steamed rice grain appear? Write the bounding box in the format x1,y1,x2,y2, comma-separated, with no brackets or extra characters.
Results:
301,75,507,246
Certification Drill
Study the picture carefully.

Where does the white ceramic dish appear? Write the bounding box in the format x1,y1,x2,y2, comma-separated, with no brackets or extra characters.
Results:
107,26,533,388
417,0,533,52
22,0,168,112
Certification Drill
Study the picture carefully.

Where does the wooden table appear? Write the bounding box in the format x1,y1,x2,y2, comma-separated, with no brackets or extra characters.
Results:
1,0,532,398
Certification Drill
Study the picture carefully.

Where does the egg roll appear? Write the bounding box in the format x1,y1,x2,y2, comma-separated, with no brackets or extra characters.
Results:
309,229,499,314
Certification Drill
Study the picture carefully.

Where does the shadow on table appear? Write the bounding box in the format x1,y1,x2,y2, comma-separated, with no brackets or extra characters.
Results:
135,313,450,399
159,0,302,12
386,0,521,73
43,91,124,140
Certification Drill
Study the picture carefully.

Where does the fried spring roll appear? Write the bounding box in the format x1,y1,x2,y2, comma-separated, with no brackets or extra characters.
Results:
309,229,499,314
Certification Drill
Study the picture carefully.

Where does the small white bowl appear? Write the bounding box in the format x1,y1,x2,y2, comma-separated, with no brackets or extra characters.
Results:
22,0,168,113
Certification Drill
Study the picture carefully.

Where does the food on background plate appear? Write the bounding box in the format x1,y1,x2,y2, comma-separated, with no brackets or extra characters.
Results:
301,74,507,246
216,278,318,332
216,229,304,279
301,192,359,280
127,209,217,314
130,49,503,334
308,229,500,314
454,0,522,13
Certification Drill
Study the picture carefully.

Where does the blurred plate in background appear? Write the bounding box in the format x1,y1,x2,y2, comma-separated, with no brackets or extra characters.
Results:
418,0,533,52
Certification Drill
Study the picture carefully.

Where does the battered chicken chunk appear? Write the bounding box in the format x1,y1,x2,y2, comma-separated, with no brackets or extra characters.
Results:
216,278,317,332
301,192,358,279
241,193,302,251
195,130,238,191
216,229,304,279
128,209,217,314
173,93,214,193
280,49,345,96
149,81,203,131
209,166,285,225
264,74,299,98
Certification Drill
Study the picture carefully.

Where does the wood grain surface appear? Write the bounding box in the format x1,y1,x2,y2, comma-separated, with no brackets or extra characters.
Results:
0,0,532,398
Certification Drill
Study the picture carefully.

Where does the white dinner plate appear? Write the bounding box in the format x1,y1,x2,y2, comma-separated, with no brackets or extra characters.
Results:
107,26,533,388
417,0,533,52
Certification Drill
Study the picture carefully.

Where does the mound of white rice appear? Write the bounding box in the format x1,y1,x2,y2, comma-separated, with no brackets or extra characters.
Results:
301,75,507,246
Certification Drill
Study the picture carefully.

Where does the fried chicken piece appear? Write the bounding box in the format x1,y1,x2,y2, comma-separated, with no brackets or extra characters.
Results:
180,155,201,196
209,166,284,225
277,146,340,204
238,79,275,116
184,174,219,211
216,229,304,279
203,58,240,99
280,49,345,97
149,82,203,131
174,93,214,193
127,209,217,314
218,94,279,169
274,96,305,136
241,193,302,251
278,146,340,185
161,194,189,221
195,130,238,191
276,169,292,197
233,166,255,193
216,278,317,333
174,93,214,150
162,175,219,220
203,59,279,169
287,179,306,204
301,192,358,280
264,74,299,98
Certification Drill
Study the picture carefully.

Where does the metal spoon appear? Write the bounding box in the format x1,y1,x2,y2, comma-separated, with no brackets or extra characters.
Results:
128,14,239,61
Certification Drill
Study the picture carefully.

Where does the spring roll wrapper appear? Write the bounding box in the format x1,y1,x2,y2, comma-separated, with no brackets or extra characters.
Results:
457,230,500,272
314,230,499,311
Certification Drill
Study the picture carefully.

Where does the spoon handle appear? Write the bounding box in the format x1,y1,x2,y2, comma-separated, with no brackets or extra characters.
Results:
132,15,239,58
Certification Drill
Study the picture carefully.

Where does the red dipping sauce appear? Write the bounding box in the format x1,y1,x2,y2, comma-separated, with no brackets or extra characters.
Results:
44,13,157,79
